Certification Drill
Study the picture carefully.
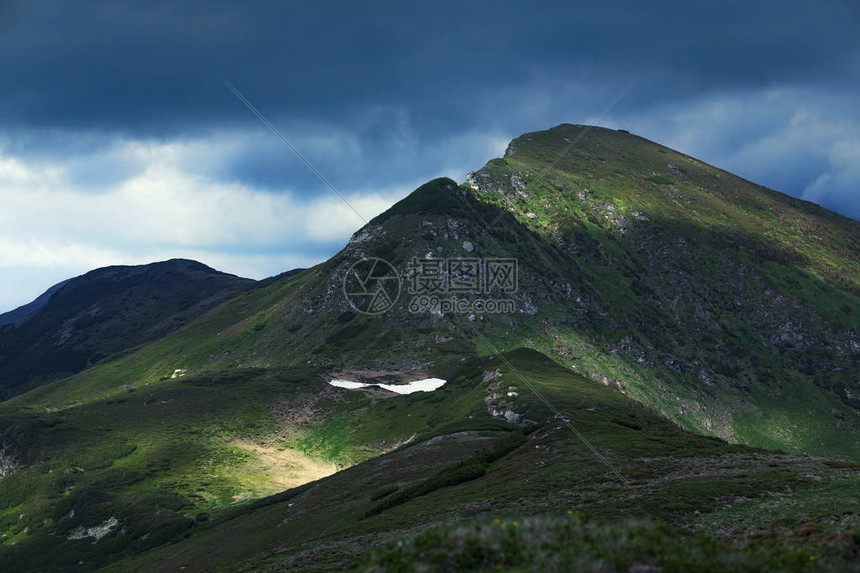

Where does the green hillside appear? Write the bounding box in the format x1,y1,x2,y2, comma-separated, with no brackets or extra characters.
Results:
1,125,858,570
463,125,860,458
21,126,856,458
4,351,859,571
0,259,254,399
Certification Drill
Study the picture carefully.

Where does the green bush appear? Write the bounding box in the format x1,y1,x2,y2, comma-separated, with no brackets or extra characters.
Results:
366,433,525,517
648,175,674,185
370,485,399,501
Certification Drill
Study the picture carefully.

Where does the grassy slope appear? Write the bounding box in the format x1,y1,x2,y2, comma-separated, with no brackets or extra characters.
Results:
103,351,860,572
464,125,860,459
0,360,485,569
0,293,483,571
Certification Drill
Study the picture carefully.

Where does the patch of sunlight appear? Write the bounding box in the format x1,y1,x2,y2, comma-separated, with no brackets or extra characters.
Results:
230,439,339,499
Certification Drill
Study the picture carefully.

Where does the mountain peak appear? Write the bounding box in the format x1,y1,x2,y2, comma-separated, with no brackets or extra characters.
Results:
504,123,644,160
368,177,468,227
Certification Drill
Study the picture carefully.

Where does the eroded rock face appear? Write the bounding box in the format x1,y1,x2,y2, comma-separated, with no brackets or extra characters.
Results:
67,517,119,542
0,447,17,478
769,320,815,352
466,168,530,198
466,171,487,193
482,369,526,426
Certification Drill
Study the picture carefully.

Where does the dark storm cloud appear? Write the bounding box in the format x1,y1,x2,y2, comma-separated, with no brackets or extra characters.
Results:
2,0,857,135
2,1,858,204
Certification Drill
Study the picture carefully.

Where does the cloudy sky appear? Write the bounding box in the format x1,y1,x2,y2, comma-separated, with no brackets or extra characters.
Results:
1,1,858,312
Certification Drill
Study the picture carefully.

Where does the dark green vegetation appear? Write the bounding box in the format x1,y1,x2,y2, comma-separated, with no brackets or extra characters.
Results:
46,352,860,572
362,513,860,572
0,259,254,398
0,125,858,570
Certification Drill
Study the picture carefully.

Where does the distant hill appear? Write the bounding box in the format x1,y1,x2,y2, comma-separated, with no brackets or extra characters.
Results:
0,259,254,398
0,279,70,326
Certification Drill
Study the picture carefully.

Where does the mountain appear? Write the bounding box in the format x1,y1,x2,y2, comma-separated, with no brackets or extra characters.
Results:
20,125,857,457
0,259,254,399
0,279,71,326
465,125,860,456
0,125,859,571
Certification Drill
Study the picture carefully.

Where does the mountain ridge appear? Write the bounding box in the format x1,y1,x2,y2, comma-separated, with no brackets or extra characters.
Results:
0,258,255,399
0,279,71,326
1,124,859,571
9,126,858,455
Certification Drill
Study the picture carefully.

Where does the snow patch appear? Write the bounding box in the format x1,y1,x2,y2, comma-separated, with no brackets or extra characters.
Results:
329,378,446,395
328,380,367,390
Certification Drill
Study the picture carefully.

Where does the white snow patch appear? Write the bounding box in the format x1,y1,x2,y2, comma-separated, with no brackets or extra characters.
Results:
329,378,446,395
329,380,368,390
